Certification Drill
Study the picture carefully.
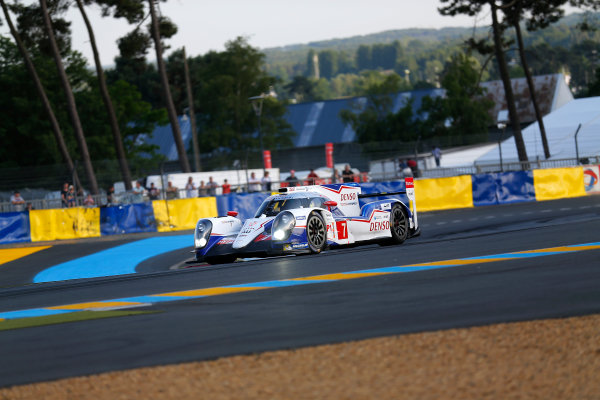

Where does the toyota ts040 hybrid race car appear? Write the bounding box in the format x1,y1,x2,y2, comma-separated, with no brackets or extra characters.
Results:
193,178,419,264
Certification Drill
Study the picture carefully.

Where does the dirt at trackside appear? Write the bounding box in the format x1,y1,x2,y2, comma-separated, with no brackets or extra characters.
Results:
2,314,599,400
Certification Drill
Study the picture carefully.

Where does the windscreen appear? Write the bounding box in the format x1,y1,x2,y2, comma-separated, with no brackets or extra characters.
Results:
254,197,311,217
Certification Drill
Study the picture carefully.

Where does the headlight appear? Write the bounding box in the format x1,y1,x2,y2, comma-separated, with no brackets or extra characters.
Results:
194,220,212,248
272,211,295,241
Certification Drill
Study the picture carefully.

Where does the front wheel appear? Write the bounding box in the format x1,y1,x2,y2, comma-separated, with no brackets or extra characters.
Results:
306,212,327,253
389,203,409,244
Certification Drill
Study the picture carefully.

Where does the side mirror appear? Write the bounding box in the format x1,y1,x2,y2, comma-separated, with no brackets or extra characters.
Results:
227,211,239,217
323,200,337,209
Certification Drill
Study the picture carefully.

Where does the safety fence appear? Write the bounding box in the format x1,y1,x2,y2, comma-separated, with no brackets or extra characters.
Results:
0,165,597,245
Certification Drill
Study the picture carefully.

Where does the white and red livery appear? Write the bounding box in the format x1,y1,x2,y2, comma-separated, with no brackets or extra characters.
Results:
193,179,419,264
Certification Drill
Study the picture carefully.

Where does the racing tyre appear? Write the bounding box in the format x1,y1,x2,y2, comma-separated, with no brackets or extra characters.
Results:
205,255,237,265
389,203,409,244
306,212,327,253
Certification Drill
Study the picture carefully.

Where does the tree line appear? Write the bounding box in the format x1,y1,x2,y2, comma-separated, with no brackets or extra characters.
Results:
267,10,600,101
2,0,600,192
0,0,294,193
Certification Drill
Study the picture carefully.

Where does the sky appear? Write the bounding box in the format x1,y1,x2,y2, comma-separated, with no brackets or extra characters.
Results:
64,0,487,66
2,1,580,66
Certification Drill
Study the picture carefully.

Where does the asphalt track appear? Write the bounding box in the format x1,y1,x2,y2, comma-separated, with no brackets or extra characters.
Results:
0,196,599,387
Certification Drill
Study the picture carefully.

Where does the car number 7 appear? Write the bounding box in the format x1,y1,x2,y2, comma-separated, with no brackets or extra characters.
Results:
336,220,348,240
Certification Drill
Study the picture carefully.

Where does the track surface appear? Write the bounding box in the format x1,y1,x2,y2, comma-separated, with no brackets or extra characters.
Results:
0,196,599,387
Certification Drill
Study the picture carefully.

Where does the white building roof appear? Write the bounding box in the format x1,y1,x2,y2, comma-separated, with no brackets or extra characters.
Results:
476,96,600,164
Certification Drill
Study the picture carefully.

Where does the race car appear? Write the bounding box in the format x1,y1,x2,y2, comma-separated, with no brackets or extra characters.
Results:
193,178,419,264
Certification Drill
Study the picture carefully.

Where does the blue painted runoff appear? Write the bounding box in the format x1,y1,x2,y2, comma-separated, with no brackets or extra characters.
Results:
33,234,192,283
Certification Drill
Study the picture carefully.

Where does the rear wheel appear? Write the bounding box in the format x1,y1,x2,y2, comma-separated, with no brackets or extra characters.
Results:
306,212,327,253
389,204,409,244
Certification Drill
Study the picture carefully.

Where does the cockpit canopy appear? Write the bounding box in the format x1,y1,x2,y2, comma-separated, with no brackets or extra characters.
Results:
254,194,328,218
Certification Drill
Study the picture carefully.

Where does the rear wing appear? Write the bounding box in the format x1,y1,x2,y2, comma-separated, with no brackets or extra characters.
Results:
357,178,418,230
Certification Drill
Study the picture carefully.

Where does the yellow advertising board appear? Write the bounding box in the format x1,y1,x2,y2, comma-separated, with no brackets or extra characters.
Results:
152,197,218,232
414,175,474,212
533,167,586,201
30,207,100,242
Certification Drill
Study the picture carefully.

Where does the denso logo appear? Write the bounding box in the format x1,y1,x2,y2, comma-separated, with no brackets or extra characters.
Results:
370,221,390,231
340,192,356,201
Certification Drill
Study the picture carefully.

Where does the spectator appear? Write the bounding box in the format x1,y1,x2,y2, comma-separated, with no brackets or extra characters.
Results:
248,172,261,192
332,169,341,184
106,186,115,206
10,191,25,211
185,176,196,198
285,170,299,187
60,182,69,207
407,158,418,177
166,181,178,199
83,194,95,207
399,159,412,178
342,164,355,183
307,168,319,185
66,185,76,207
206,177,218,196
432,146,442,167
222,179,231,195
147,182,160,200
132,181,145,203
26,202,34,211
261,171,272,192
198,180,208,197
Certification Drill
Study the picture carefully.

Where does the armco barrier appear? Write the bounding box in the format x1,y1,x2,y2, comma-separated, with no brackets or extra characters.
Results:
533,167,586,201
414,175,474,212
100,203,157,236
0,211,30,244
472,171,535,207
216,192,271,221
584,165,600,194
152,197,218,232
29,207,100,242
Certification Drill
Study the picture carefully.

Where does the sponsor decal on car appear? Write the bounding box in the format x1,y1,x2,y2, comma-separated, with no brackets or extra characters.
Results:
292,243,309,249
283,244,292,251
296,216,306,220
381,203,391,210
340,193,357,201
217,238,235,245
370,221,390,231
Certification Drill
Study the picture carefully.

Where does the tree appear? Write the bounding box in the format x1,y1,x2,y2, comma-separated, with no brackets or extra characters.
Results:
340,74,420,143
181,47,201,171
76,0,134,189
39,0,99,193
319,50,338,79
356,45,372,70
586,66,600,95
147,0,190,172
192,37,294,155
0,1,78,184
502,0,565,159
284,75,317,102
420,52,493,139
439,0,529,164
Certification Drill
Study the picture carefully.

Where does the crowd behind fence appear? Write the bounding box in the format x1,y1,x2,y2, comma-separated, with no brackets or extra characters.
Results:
1,154,598,213
0,175,369,213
